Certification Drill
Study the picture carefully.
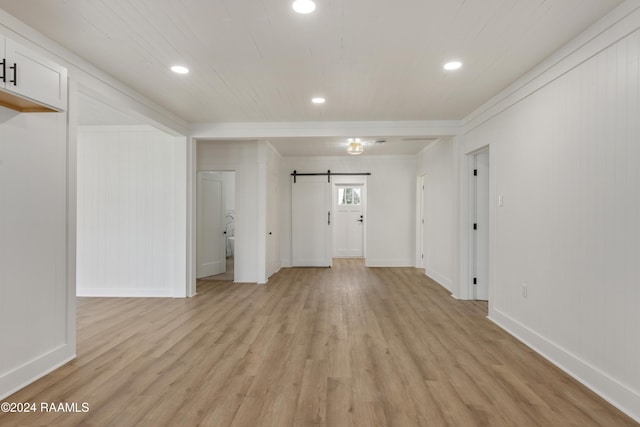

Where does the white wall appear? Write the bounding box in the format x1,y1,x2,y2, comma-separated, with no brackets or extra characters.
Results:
462,4,640,420
77,126,186,297
197,140,260,283
0,108,75,399
281,155,416,267
416,139,456,292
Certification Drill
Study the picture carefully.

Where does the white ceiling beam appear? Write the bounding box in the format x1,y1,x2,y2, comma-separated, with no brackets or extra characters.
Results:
190,120,461,139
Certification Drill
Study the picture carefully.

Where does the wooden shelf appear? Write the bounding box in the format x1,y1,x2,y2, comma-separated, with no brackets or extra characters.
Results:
0,88,58,113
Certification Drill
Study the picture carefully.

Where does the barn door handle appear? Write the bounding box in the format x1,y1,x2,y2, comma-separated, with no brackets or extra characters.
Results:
328,211,331,225
9,63,17,86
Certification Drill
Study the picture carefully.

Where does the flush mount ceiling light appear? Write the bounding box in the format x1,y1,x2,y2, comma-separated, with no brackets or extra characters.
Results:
292,0,316,14
443,61,462,71
311,97,326,104
170,65,189,74
347,139,364,155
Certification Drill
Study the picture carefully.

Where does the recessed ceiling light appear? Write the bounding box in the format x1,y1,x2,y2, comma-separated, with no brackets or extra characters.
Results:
292,0,316,14
443,61,462,71
312,97,325,104
171,65,189,74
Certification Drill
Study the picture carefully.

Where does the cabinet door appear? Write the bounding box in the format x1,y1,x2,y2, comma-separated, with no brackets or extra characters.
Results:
5,38,67,111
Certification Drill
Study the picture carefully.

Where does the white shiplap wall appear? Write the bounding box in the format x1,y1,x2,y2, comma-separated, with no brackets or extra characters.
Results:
77,126,185,297
0,110,74,399
464,25,640,422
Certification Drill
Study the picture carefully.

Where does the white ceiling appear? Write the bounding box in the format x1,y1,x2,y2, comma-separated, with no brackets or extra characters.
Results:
77,94,439,155
268,136,439,157
0,0,624,125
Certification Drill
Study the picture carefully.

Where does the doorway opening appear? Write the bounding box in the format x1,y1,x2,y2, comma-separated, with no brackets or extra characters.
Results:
197,171,236,282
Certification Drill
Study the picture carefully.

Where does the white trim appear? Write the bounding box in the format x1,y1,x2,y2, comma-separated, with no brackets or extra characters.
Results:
66,77,78,360
191,120,461,139
77,124,159,133
0,345,75,401
415,175,425,268
187,137,197,297
454,135,468,300
76,288,175,298
365,259,413,267
425,269,453,293
173,136,188,298
490,309,640,424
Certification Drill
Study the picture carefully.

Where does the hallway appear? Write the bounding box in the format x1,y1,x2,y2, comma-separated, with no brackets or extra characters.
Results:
0,259,635,426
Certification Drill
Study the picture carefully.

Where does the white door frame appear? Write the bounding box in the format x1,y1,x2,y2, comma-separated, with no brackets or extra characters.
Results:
196,172,226,278
415,175,426,268
189,158,238,295
332,176,367,258
462,145,493,302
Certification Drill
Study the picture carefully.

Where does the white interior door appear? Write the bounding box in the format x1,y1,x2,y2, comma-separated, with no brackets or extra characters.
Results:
474,150,490,300
197,172,226,278
417,175,426,268
334,184,365,257
266,161,280,277
292,175,331,267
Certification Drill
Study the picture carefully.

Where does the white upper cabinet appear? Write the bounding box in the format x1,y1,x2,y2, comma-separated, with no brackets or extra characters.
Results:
0,34,67,112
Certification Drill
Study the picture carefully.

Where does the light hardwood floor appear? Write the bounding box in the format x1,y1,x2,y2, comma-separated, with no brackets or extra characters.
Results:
1,259,637,426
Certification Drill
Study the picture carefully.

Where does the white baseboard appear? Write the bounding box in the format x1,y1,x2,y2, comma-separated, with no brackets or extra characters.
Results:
490,309,640,424
260,266,282,284
0,344,75,400
425,268,453,293
365,258,413,267
76,288,174,297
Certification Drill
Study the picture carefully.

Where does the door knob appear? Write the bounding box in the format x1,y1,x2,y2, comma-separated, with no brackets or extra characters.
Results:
357,215,364,223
